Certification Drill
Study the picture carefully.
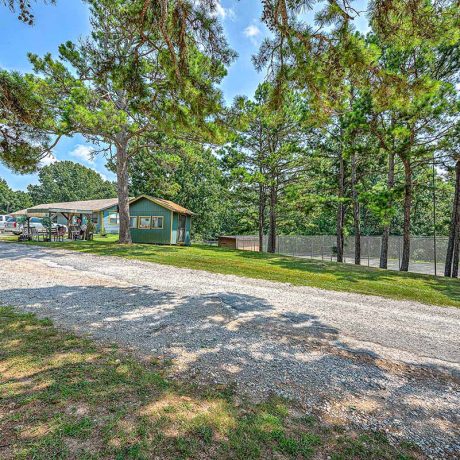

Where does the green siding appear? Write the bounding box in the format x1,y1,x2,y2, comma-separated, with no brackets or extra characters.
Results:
130,198,172,244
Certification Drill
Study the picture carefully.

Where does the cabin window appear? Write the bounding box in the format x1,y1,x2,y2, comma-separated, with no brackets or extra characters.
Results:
129,216,137,228
138,216,151,229
152,216,164,229
108,213,119,225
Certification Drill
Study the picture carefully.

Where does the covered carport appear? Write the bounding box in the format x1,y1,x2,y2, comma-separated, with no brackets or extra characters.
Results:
10,208,48,240
26,205,93,240
26,199,119,240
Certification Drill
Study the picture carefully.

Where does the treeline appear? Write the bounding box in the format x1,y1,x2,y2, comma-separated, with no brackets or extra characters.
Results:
0,161,117,213
221,1,460,276
221,78,459,274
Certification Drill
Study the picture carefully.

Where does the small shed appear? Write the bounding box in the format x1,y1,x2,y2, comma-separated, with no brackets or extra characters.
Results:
218,235,260,251
218,236,238,249
129,195,194,245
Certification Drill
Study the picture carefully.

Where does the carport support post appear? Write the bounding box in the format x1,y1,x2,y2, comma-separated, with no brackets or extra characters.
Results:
100,211,105,234
48,211,52,242
67,213,73,239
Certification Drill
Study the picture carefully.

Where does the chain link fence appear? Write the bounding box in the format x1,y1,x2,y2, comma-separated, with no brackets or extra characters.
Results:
230,235,448,276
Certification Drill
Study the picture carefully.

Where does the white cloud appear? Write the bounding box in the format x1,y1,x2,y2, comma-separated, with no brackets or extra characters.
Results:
213,1,235,20
70,144,95,165
39,154,58,167
244,24,260,38
244,24,261,45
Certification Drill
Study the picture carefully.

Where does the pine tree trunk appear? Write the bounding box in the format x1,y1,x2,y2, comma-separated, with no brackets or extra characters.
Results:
351,151,360,265
116,136,132,244
400,157,412,271
336,152,345,262
258,183,265,252
444,159,460,277
452,235,460,278
380,152,395,269
267,184,277,254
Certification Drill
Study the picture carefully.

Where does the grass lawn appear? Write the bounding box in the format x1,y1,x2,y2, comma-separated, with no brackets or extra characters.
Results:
4,233,459,308
0,307,420,459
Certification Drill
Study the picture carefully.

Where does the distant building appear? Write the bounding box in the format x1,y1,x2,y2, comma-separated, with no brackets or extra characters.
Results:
24,195,194,245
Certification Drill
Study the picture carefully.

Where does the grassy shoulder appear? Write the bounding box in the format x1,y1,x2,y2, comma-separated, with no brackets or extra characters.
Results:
5,233,459,308
0,307,420,459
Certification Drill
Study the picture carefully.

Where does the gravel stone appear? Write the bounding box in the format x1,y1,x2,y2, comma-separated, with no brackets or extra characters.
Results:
1,242,459,457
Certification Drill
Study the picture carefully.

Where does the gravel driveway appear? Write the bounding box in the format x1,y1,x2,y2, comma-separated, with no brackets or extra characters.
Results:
1,243,459,457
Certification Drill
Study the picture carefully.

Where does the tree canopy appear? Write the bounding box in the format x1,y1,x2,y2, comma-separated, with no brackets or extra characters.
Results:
0,178,32,213
23,0,235,242
27,160,116,205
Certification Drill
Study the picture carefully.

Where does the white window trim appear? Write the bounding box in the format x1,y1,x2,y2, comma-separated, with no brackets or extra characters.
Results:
108,212,119,225
138,216,151,229
129,216,138,229
151,216,164,230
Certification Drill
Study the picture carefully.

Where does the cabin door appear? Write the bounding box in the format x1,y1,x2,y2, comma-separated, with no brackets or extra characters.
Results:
177,215,186,243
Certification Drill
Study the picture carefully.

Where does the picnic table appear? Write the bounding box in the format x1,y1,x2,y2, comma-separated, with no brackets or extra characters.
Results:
20,226,65,242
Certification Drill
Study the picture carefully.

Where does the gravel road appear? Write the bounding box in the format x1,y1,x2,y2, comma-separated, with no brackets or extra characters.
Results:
1,243,459,457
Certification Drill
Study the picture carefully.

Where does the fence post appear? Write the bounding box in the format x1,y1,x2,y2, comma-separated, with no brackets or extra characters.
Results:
367,236,370,267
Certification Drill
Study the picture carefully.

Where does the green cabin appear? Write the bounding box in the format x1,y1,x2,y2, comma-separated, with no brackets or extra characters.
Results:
129,195,193,245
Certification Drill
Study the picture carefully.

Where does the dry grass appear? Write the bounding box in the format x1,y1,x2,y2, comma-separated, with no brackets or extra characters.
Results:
0,307,422,459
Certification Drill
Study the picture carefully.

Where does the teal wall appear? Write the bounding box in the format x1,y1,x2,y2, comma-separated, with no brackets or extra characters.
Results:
185,215,191,245
101,206,119,234
172,213,178,243
129,198,173,244
170,213,191,245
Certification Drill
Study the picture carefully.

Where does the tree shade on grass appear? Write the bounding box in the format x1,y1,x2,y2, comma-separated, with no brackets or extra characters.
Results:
7,234,460,308
0,306,422,459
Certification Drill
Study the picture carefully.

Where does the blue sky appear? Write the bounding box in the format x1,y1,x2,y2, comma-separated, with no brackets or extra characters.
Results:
1,0,368,191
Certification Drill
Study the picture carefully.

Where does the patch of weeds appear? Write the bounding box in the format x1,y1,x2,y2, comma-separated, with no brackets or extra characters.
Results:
175,436,200,458
23,433,69,460
192,424,214,444
330,432,415,460
114,442,145,460
272,430,321,458
60,416,94,438
300,414,317,426
259,397,290,418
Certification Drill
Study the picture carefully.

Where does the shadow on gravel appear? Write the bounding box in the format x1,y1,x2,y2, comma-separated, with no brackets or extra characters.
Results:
2,282,459,456
0,243,71,262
